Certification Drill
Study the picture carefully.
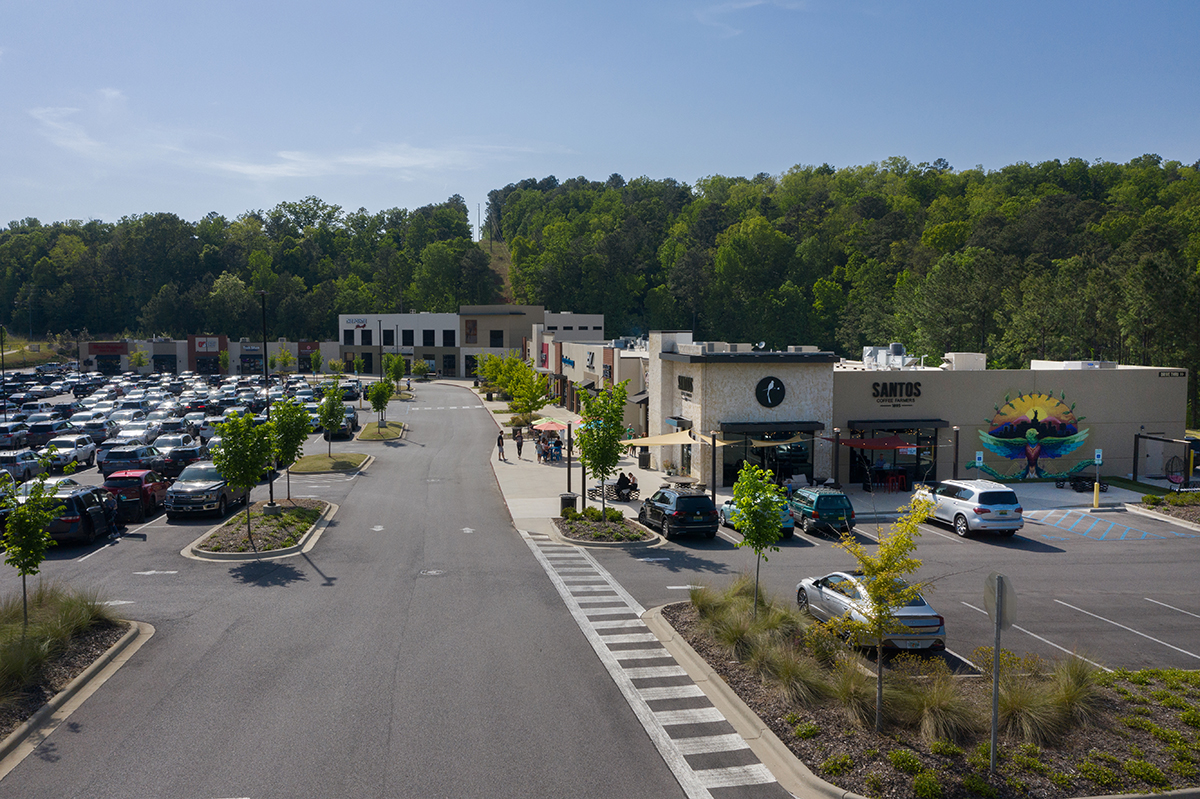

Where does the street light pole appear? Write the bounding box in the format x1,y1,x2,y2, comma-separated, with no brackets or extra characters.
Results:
1,326,7,423
259,291,277,511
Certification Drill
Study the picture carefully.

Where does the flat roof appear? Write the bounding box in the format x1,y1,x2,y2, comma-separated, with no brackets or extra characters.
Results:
660,352,838,364
719,421,825,433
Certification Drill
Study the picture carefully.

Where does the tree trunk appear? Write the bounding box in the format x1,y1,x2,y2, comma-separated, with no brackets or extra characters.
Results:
876,640,884,732
754,554,761,620
247,505,257,553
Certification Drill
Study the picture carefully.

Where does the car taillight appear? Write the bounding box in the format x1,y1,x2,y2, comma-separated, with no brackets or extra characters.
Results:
1014,506,1023,515
60,515,80,523
812,510,820,519
670,510,686,518
934,615,945,628
973,507,991,515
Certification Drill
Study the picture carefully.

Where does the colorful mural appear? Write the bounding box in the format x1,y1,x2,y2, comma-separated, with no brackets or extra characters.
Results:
970,391,1092,480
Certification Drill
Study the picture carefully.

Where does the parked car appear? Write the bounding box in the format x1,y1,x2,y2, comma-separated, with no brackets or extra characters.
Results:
0,421,29,449
0,448,47,482
719,497,795,539
637,488,719,539
100,445,166,477
156,433,196,450
161,444,209,478
44,485,117,544
788,487,856,535
119,419,161,443
39,435,97,470
795,570,946,651
103,469,170,517
108,409,146,426
913,479,1023,537
165,460,249,519
80,418,120,443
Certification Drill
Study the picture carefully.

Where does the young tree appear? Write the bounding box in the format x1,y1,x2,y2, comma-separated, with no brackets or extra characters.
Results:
275,348,295,374
352,356,365,377
835,496,933,732
327,358,345,378
271,398,311,500
212,414,274,552
731,462,786,620
268,354,277,373
219,350,231,374
368,380,394,424
384,353,406,389
507,361,550,422
318,391,345,457
1,467,64,628
575,380,628,524
410,359,430,380
128,347,149,371
310,350,323,375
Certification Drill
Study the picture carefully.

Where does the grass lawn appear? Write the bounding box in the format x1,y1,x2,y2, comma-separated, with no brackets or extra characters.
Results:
358,421,404,440
290,452,369,472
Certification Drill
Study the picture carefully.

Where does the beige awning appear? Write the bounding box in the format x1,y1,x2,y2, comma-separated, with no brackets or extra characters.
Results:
750,433,810,448
621,430,697,448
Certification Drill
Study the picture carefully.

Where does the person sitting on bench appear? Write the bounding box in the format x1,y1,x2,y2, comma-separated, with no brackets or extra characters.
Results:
615,472,631,501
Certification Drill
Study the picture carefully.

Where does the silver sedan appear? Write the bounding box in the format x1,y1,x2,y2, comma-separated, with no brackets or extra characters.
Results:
795,570,946,651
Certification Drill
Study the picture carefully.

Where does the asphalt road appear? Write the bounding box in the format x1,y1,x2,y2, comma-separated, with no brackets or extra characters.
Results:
590,497,1200,673
2,384,689,798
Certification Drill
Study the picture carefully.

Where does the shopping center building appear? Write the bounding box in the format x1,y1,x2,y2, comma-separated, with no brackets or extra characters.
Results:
643,331,1188,489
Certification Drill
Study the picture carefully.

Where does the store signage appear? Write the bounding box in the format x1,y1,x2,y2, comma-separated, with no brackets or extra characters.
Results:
586,352,595,369
1160,371,1186,378
90,342,127,355
872,380,921,407
602,364,612,380
195,337,220,353
345,317,369,328
242,344,261,352
756,376,785,408
561,356,575,367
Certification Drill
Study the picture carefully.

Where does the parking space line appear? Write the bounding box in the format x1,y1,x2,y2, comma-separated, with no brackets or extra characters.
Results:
961,602,1111,671
1054,600,1200,661
1145,598,1200,620
917,523,961,543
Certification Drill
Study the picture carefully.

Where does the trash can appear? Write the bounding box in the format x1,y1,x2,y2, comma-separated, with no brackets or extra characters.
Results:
486,392,493,402
560,493,578,514
638,449,650,469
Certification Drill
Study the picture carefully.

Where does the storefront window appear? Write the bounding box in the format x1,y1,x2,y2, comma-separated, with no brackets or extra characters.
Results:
722,432,814,485
847,428,939,487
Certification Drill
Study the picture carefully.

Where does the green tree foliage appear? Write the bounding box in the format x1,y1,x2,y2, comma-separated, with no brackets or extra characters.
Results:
410,359,430,379
1,464,63,627
352,356,364,377
275,348,295,373
384,353,406,388
211,413,274,551
731,462,786,618
128,347,149,370
834,496,933,732
270,398,311,500
218,350,230,374
575,380,628,523
368,380,394,423
317,390,345,457
310,350,323,375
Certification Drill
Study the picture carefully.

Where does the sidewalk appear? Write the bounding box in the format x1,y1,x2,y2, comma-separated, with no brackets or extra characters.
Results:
438,379,1152,529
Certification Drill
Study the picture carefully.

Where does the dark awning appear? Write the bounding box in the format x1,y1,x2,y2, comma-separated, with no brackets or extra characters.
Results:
719,421,825,434
846,419,949,430
579,380,596,391
629,390,648,404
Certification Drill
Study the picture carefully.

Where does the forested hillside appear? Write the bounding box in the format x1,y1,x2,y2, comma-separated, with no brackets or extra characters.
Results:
488,156,1200,379
0,194,499,342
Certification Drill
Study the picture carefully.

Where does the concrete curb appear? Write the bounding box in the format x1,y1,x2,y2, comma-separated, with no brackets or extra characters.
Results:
182,501,339,561
544,517,666,550
642,604,864,799
0,620,155,776
1123,503,1200,533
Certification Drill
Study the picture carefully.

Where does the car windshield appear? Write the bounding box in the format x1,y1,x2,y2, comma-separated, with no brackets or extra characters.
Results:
46,438,77,448
177,463,221,482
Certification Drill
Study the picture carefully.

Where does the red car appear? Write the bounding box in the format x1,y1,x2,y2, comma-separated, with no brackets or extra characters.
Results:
102,469,170,517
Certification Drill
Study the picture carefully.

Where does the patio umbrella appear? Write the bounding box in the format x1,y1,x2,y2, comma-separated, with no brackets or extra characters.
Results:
533,420,569,431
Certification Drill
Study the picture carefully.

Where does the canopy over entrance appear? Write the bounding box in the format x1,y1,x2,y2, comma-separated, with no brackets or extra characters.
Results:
621,429,697,448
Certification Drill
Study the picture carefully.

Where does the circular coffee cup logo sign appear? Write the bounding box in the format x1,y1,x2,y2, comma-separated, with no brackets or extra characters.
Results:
755,376,785,408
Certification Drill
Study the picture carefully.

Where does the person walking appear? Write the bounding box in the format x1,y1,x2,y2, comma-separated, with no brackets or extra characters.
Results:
513,428,524,459
497,430,506,461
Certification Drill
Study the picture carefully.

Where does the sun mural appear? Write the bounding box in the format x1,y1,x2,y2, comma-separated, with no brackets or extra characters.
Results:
970,391,1092,480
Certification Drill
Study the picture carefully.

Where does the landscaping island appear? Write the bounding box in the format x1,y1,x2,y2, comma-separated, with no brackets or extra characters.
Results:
195,499,326,553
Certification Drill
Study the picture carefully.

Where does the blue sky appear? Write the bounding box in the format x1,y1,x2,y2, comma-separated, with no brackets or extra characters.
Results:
3,0,1198,230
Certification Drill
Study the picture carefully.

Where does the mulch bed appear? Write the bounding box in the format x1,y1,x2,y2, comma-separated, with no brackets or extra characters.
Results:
1139,502,1200,526
196,499,326,553
661,601,1200,799
553,517,652,543
0,620,129,742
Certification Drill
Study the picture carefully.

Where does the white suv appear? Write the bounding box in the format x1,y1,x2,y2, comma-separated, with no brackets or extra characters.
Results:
915,479,1023,537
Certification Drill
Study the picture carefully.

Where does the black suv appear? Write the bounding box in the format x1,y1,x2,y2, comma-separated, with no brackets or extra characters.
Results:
637,488,720,540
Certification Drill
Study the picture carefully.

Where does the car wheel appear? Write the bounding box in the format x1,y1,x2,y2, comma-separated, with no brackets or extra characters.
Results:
166,512,177,521
801,515,812,535
662,519,673,540
1000,529,1017,537
797,587,809,612
720,510,730,529
86,453,95,467
954,514,970,538
705,527,717,540
217,496,227,517
780,525,795,540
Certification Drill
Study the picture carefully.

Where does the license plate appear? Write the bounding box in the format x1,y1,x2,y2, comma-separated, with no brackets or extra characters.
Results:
998,511,1008,516
692,515,703,521
907,641,921,648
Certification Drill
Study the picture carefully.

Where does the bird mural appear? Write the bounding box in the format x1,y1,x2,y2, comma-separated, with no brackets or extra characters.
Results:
973,391,1092,480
